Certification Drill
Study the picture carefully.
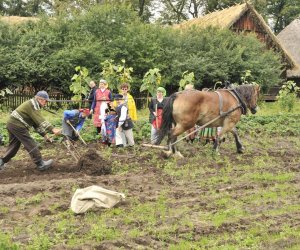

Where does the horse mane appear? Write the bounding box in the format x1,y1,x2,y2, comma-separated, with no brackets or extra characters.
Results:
233,84,256,113
156,93,177,145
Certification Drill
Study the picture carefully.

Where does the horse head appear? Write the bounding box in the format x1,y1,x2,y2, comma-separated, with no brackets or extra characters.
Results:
249,84,260,114
236,84,260,114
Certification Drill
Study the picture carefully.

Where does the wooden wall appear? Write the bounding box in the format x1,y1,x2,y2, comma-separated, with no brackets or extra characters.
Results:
231,11,271,48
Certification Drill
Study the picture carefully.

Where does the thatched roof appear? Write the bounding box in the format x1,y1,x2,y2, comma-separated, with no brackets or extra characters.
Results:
277,18,300,78
175,3,296,70
176,3,249,30
0,16,39,25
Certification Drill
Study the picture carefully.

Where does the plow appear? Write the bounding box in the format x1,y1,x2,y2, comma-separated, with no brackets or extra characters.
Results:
62,121,87,168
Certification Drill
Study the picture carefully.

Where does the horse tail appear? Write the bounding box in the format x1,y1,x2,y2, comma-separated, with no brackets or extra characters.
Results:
156,93,177,144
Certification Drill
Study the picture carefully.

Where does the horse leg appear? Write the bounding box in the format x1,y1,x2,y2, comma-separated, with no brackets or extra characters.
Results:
163,130,179,158
172,125,188,158
163,124,185,158
213,120,236,153
162,131,174,158
213,137,219,152
212,137,220,157
231,127,244,153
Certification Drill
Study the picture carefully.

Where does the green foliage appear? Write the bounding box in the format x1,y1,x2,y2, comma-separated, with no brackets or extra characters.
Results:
176,27,282,90
0,118,8,144
266,0,300,33
28,233,52,250
15,193,46,206
101,59,133,91
0,87,13,112
0,87,13,97
133,118,151,143
0,232,19,250
0,100,299,249
70,66,90,107
0,4,284,96
237,114,300,136
277,81,300,112
178,71,195,91
240,69,253,84
140,68,162,98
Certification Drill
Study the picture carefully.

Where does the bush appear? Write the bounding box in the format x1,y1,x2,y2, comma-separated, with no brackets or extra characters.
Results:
0,4,283,95
277,81,300,112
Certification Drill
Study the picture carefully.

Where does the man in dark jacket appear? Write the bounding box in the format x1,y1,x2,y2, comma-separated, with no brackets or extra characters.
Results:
85,81,97,119
86,81,97,108
0,91,61,171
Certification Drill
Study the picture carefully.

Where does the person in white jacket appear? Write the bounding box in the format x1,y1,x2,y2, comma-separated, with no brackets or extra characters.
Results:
114,94,134,148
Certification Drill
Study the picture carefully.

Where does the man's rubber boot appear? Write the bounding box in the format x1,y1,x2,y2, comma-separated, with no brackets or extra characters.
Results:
36,159,53,171
0,158,5,170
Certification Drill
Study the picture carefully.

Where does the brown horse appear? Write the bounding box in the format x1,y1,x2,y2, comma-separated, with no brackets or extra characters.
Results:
157,84,260,157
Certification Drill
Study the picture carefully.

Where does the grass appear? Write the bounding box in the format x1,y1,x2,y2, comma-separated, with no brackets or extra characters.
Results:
0,100,300,249
16,192,48,206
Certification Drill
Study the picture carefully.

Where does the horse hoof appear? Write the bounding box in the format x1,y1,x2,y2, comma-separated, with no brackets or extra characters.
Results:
174,151,184,159
237,147,244,154
162,150,172,158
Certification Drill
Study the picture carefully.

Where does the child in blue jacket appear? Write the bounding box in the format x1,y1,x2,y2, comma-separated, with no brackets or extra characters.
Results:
62,109,90,141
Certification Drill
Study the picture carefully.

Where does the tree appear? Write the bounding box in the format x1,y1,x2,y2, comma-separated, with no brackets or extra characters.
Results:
178,71,194,90
266,0,300,33
130,0,155,22
0,0,53,16
140,68,162,100
0,4,284,96
101,59,133,91
70,66,90,107
199,0,300,33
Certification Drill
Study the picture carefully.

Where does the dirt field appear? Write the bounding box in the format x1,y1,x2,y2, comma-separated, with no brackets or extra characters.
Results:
0,135,299,249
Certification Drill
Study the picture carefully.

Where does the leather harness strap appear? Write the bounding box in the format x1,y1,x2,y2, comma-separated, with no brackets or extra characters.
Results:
215,91,225,117
229,88,247,115
215,89,247,116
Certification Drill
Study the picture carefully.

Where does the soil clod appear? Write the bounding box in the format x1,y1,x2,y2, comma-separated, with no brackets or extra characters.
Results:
77,149,112,175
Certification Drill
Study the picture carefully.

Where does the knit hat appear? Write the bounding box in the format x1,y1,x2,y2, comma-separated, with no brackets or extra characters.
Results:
35,91,50,101
157,87,166,96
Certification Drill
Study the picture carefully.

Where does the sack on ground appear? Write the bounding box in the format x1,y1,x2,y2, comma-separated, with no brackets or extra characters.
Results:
70,185,126,214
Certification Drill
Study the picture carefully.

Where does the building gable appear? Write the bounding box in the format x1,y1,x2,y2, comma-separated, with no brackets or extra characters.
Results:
175,3,296,71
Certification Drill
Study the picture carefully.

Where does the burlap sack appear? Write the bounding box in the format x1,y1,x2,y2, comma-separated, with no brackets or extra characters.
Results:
70,185,125,214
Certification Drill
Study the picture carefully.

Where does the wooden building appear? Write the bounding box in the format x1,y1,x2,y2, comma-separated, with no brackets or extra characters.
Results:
277,18,300,85
175,2,296,80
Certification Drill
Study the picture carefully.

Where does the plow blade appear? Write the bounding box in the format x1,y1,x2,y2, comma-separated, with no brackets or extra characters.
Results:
62,139,81,163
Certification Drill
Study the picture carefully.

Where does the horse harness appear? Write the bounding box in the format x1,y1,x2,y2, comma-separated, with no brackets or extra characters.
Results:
169,87,247,147
215,88,247,117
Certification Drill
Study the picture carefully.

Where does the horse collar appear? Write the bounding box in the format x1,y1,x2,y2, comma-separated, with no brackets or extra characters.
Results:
215,90,247,116
229,89,247,115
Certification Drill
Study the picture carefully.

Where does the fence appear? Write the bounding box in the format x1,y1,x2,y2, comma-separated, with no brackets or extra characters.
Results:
0,90,148,110
0,90,73,110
